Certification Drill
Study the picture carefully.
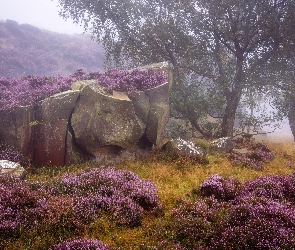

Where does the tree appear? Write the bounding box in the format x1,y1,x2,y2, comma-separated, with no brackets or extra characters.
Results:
265,52,295,141
57,0,292,137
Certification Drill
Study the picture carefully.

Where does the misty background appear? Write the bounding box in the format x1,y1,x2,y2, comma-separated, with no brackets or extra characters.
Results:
0,0,293,142
0,0,84,34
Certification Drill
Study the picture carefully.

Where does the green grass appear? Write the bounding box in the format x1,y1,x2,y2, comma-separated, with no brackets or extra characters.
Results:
9,141,295,249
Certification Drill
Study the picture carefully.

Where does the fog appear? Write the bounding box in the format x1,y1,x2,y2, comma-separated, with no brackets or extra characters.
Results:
0,0,84,34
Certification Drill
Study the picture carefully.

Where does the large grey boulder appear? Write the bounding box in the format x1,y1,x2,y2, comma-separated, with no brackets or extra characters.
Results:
71,62,172,162
71,82,146,158
0,160,27,179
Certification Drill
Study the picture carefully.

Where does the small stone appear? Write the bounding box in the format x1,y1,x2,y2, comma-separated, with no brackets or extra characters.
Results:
163,138,207,159
0,160,27,179
210,137,234,153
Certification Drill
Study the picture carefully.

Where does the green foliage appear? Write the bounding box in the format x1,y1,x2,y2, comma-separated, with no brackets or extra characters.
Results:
57,0,294,137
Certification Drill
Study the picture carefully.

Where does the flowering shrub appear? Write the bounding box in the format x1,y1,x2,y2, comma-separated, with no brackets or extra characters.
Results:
0,142,24,163
42,167,159,227
0,68,167,111
249,143,275,161
238,175,288,200
50,238,110,250
226,142,274,170
227,151,265,170
96,69,167,95
0,174,47,239
200,174,241,201
169,197,227,249
218,197,295,249
0,75,72,111
0,167,160,248
156,173,295,249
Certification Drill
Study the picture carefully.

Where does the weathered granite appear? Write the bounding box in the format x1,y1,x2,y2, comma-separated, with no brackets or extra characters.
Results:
33,90,80,166
0,62,172,166
0,105,34,158
163,138,207,159
0,160,27,179
210,137,234,153
71,83,146,157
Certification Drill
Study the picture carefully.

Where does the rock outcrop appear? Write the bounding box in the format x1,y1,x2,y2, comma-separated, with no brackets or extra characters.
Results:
163,138,207,160
210,137,234,153
0,160,27,179
0,62,173,166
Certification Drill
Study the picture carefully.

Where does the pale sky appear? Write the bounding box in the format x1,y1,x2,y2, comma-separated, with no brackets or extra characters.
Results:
0,0,84,34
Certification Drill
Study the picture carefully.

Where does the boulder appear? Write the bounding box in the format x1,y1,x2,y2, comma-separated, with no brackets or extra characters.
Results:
71,82,146,157
0,160,27,179
163,138,207,159
129,91,150,124
210,137,234,153
145,82,170,147
140,61,173,148
0,62,172,166
32,90,80,166
0,106,34,158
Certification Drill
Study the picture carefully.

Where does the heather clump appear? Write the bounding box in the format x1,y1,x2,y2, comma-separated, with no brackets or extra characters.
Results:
226,142,275,170
0,75,72,111
0,68,167,112
238,172,295,203
0,175,47,240
238,175,288,200
0,167,161,248
0,142,26,165
199,174,242,201
168,197,227,249
50,238,110,250
33,167,160,227
96,68,167,95
217,197,295,249
155,172,295,249
0,142,24,163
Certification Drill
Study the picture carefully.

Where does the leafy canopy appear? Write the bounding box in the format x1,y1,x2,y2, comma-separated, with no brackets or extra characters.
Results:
57,0,294,137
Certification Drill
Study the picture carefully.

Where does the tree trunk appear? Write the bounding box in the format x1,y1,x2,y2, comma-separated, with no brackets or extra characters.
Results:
220,55,244,137
220,92,241,137
288,98,295,142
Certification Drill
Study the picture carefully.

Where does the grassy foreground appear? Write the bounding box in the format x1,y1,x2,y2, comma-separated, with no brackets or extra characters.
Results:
4,141,295,249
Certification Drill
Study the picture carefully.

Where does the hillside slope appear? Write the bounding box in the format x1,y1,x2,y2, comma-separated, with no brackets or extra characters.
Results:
0,19,104,77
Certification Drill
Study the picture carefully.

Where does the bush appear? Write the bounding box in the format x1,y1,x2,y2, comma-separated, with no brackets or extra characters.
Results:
0,167,161,246
0,175,47,239
34,167,160,227
0,68,167,111
216,197,295,249
96,68,167,95
0,75,73,111
199,174,242,201
226,142,274,170
238,175,288,200
169,197,227,249
0,142,24,164
159,173,295,249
